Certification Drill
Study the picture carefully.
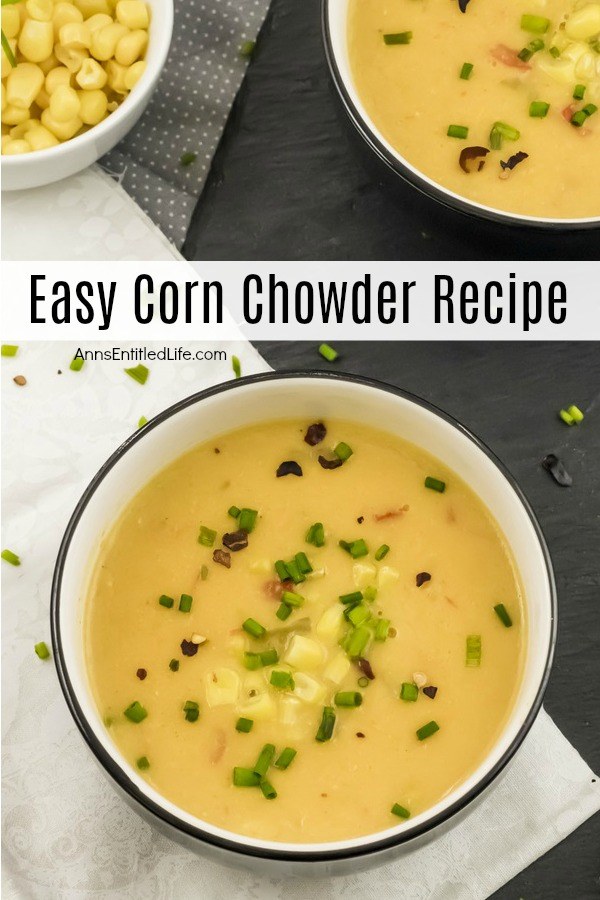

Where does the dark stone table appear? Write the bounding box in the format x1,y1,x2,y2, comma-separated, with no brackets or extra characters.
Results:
184,0,599,261
255,340,600,899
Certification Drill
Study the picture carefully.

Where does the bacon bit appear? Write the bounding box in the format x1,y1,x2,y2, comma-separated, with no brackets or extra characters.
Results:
264,578,295,600
459,146,490,174
562,105,576,123
357,516,364,524
304,422,327,446
423,686,438,699
500,151,528,172
458,0,471,11
13,375,26,386
491,44,531,70
136,668,147,680
355,657,375,680
222,530,248,552
181,639,199,657
213,548,231,568
210,728,227,764
416,572,431,587
276,460,303,477
356,732,366,738
374,505,409,521
318,455,343,470
214,447,220,454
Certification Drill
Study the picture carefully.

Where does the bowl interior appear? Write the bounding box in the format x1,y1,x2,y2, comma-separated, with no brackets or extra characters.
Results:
54,374,555,857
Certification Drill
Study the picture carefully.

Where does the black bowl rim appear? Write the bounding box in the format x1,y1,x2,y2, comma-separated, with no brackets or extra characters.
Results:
321,0,600,232
51,370,557,864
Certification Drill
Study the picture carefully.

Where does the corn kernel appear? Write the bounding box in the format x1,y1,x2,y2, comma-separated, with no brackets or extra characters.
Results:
34,85,50,108
18,19,54,61
565,3,600,40
54,44,88,72
0,83,6,113
114,27,146,66
123,57,144,89
116,0,148,30
75,56,106,88
38,51,58,74
25,0,53,22
6,62,44,109
74,0,111,17
85,12,112,33
45,64,71,93
25,122,59,148
2,6,22,40
90,21,127,61
77,86,107,122
49,82,80,120
52,1,82,38
59,21,91,49
2,104,31,125
105,57,127,92
10,118,35,138
41,106,81,138
2,138,31,154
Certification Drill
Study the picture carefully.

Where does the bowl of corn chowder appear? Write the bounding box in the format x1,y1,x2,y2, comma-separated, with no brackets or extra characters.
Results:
51,372,556,874
323,0,600,228
1,0,172,190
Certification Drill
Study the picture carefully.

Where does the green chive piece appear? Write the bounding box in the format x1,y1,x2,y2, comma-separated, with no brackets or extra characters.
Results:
159,594,174,608
529,100,550,117
518,38,545,61
124,701,148,723
34,641,50,660
344,625,371,658
243,652,262,670
260,780,277,800
198,525,217,547
345,604,370,627
559,409,575,426
238,508,258,533
259,648,279,666
276,602,292,621
136,756,150,770
460,62,473,79
334,441,353,461
492,121,521,141
284,558,305,584
270,670,295,690
274,559,290,581
228,505,241,519
179,594,193,613
570,110,587,127
400,682,419,702
183,700,199,722
567,404,584,423
233,766,260,786
375,544,390,561
200,565,209,581
374,618,390,641
70,356,84,372
281,590,304,607
494,603,513,627
582,103,597,117
137,416,148,428
242,618,267,639
447,124,469,139
357,676,369,688
1,549,21,566
339,591,363,605
318,343,338,362
124,364,149,385
573,84,586,100
363,585,378,603
339,538,368,558
549,45,560,57
275,746,297,769
1,31,16,67
391,802,411,819
383,31,412,45
489,126,503,150
316,706,336,741
169,658,179,671
232,355,241,379
424,476,446,493
180,151,197,166
294,551,313,575
466,634,482,666
254,743,276,777
521,13,550,33
239,39,256,59
416,720,440,741
334,691,362,708
1,344,18,357
236,717,254,733
306,522,325,547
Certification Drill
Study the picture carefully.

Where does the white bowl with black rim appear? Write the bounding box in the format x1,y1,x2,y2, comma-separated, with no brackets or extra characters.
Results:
51,372,557,876
321,0,600,232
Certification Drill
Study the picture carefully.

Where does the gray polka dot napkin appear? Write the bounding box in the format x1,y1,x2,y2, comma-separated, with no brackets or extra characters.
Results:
101,0,270,249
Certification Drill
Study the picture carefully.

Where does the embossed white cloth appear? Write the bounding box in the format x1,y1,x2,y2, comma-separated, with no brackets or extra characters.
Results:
2,340,600,900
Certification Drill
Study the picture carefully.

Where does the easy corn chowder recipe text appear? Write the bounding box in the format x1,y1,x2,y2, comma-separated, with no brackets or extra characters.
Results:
86,418,525,843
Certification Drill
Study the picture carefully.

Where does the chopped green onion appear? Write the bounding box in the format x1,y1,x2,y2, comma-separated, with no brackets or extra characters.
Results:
518,38,545,61
391,803,410,819
573,84,586,100
494,603,513,627
339,590,363,605
383,31,412,45
284,558,305,584
582,103,597,117
548,45,560,58
294,551,313,574
70,356,84,372
363,585,378,603
260,780,277,800
334,691,363,708
179,594,193,613
275,746,297,769
274,559,290,581
1,31,16,67
254,743,276,777
124,701,148,723
306,522,325,547
416,720,440,741
571,110,588,127
198,525,217,547
243,652,262,670
180,151,197,166
281,590,304,607
34,641,50,660
238,508,258,533
357,676,369,688
276,602,292,621
200,565,209,580
242,617,267,639
489,126,503,150
233,766,260,786
159,594,174,608
316,706,336,741
447,124,469,139
236,717,254,733
492,121,520,141
318,342,338,362
374,618,390,641
169,658,179,671
375,544,390,561
124,364,149,385
232,355,241,378
136,756,150,770
228,505,241,519
334,441,353,461
344,625,371,658
559,409,575,426
1,344,18,357
339,538,368,558
270,670,295,690
260,648,279,666
400,682,419,702
137,416,148,428
239,39,255,59
183,700,199,722
424,476,446,493
567,404,584,423
459,62,473,79
1,549,20,566
466,634,482,666
345,604,370,627
529,100,550,117
521,13,550,33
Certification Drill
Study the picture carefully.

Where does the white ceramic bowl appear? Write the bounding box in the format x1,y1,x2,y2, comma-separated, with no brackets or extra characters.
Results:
322,0,600,231
1,0,173,192
51,372,556,876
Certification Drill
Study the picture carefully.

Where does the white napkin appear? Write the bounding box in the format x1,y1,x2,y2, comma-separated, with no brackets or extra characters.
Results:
2,341,599,900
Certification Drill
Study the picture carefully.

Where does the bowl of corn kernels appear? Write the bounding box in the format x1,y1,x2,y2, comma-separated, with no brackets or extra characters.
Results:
1,0,172,190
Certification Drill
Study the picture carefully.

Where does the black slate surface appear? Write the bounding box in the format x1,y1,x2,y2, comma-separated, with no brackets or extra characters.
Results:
254,340,600,899
184,0,600,261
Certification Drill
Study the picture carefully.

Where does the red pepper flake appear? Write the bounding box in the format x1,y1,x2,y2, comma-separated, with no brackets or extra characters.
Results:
304,422,327,446
181,639,199,657
213,548,231,568
276,460,303,477
136,668,147,680
491,44,531,70
222,530,249,551
416,572,431,587
318,455,343,470
423,686,438,699
355,657,375,680
264,578,295,600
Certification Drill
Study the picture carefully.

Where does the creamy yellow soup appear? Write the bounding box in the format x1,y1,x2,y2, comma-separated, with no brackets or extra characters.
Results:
348,0,600,219
86,418,525,843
